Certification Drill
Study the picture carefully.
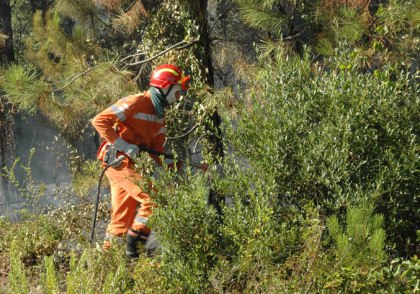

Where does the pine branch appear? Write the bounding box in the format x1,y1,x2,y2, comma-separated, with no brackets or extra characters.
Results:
112,0,149,34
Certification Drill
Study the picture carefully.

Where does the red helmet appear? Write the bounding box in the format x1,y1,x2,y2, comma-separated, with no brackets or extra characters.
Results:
149,64,190,90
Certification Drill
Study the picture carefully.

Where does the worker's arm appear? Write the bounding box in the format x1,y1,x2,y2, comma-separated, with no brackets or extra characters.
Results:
92,95,139,159
92,98,130,144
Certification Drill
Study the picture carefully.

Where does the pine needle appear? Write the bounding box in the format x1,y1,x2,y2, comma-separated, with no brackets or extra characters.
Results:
112,1,149,34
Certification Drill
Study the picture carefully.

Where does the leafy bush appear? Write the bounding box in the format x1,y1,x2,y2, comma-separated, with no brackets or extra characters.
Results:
0,212,64,265
224,50,419,255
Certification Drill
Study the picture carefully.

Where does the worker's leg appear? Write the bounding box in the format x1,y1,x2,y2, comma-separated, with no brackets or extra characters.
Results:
106,183,138,237
104,161,154,257
103,161,143,247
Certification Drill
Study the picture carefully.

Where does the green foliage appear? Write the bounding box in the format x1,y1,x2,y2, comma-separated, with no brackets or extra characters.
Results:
42,256,60,293
322,256,420,293
66,251,91,293
237,0,289,34
3,7,138,142
226,49,418,251
0,213,64,263
334,7,368,43
374,0,420,63
327,201,386,268
71,159,103,198
7,241,30,294
0,148,46,203
1,65,49,113
54,0,96,25
2,215,136,292
66,249,132,293
149,170,221,292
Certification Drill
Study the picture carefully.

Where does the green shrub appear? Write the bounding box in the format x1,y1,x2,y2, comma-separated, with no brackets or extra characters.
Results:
7,241,30,294
0,212,64,264
224,50,418,254
145,50,418,292
42,256,60,294
149,170,222,293
322,256,420,293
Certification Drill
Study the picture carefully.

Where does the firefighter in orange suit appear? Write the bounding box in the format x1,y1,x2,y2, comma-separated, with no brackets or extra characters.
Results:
91,64,190,258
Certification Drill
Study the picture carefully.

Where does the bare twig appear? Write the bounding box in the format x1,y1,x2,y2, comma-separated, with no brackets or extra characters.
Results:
208,5,235,35
126,39,199,66
53,67,98,92
193,135,206,153
120,51,146,63
167,124,198,140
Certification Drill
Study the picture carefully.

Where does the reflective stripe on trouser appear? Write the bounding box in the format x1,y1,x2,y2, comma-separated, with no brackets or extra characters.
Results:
105,160,154,237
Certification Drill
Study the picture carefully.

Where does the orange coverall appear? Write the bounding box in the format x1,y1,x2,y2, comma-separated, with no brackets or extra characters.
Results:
92,91,166,238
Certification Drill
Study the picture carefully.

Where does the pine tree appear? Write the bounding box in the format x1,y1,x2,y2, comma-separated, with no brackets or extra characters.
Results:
328,201,386,268
4,6,138,142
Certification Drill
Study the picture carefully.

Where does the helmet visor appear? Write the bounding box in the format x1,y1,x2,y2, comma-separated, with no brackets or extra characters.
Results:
180,75,191,91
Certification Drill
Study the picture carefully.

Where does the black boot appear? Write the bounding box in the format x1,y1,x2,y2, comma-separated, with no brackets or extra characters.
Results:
125,233,140,259
125,228,149,259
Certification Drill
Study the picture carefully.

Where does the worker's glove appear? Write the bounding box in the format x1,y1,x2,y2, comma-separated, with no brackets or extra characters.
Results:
113,137,139,160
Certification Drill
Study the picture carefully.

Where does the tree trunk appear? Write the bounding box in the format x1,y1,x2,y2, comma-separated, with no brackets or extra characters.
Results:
196,0,224,160
0,0,15,64
0,0,16,205
192,0,224,215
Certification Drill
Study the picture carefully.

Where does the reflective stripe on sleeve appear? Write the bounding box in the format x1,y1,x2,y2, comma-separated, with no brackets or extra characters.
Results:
133,112,164,123
155,127,166,137
110,105,126,121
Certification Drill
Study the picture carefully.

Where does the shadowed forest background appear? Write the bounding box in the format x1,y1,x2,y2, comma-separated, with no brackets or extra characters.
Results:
0,0,419,292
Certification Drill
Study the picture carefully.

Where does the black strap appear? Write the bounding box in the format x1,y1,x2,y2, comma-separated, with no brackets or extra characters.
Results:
138,145,174,160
